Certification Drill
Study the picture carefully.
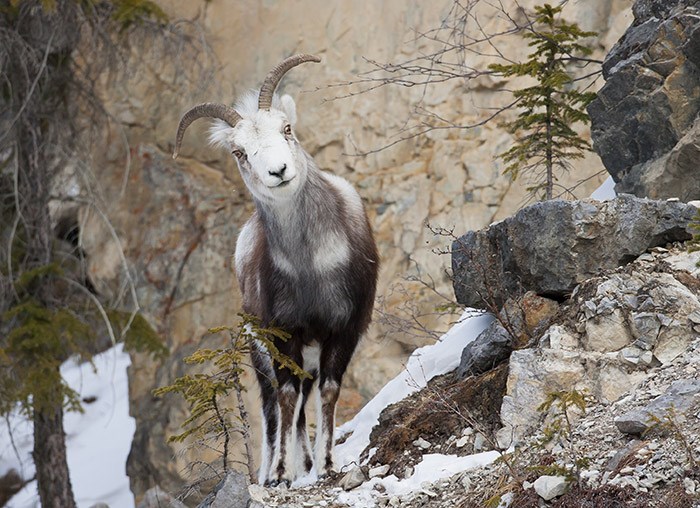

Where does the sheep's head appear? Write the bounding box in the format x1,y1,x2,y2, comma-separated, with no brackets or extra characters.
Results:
173,54,321,203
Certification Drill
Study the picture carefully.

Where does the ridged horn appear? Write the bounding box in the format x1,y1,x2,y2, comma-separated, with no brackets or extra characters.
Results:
258,54,321,111
173,103,242,159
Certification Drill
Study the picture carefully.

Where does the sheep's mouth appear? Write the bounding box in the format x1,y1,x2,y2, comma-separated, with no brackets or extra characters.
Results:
273,176,295,188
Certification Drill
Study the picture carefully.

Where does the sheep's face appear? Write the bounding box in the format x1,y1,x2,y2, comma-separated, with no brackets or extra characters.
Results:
211,94,305,203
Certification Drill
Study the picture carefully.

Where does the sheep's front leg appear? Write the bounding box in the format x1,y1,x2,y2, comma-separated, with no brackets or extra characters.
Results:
294,376,315,477
271,382,300,485
316,333,359,476
315,379,340,476
250,341,278,485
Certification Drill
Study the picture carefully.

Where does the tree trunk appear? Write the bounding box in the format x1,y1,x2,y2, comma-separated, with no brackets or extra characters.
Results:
32,379,76,508
545,94,554,201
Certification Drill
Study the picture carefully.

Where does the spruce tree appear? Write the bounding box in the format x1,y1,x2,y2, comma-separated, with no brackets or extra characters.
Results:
489,3,597,200
0,2,176,505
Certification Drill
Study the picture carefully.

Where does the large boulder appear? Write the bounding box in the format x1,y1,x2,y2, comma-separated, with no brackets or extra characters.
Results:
588,0,700,200
451,195,696,310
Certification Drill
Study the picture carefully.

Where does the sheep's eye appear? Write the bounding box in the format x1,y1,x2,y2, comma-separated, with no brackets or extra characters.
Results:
283,124,292,136
232,149,245,160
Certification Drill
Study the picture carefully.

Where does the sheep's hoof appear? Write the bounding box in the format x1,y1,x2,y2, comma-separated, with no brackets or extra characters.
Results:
267,478,290,488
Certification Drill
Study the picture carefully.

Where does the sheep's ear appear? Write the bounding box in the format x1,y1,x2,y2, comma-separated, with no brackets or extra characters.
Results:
280,94,297,126
209,119,233,150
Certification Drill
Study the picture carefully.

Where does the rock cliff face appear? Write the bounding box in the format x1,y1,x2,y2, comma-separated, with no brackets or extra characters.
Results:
588,0,700,200
70,0,634,501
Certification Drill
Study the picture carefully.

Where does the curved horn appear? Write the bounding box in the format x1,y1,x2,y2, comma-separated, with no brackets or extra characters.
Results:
173,103,242,159
258,53,321,111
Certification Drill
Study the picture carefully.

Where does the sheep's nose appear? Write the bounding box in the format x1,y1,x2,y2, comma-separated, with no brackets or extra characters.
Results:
269,164,287,178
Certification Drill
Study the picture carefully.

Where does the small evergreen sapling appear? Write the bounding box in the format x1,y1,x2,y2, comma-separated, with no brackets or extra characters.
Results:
535,389,593,482
154,314,310,485
489,3,598,200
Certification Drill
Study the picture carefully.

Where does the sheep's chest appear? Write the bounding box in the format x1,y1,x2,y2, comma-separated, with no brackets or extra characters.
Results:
267,234,353,329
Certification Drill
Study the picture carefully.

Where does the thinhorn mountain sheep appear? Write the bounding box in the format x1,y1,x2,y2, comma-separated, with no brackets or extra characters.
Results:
173,54,379,485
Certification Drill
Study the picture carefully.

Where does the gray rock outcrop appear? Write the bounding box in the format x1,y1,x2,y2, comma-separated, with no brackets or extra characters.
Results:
451,195,696,310
588,0,700,200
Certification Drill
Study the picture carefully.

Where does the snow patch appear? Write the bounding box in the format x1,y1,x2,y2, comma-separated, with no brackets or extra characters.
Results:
1,344,136,508
590,176,616,201
335,310,494,468
336,451,501,507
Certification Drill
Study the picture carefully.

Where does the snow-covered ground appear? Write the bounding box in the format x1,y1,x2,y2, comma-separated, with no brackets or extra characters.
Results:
326,310,497,507
0,344,136,508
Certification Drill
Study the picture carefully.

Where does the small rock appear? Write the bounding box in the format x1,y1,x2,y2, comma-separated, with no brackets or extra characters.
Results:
339,466,367,491
413,437,431,449
457,320,512,377
403,466,414,479
684,477,697,495
473,432,486,452
461,475,472,490
421,488,438,497
688,310,700,325
606,440,644,472
533,475,569,501
369,464,391,478
197,471,250,508
137,487,187,508
248,484,268,504
615,378,700,435
455,436,470,448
